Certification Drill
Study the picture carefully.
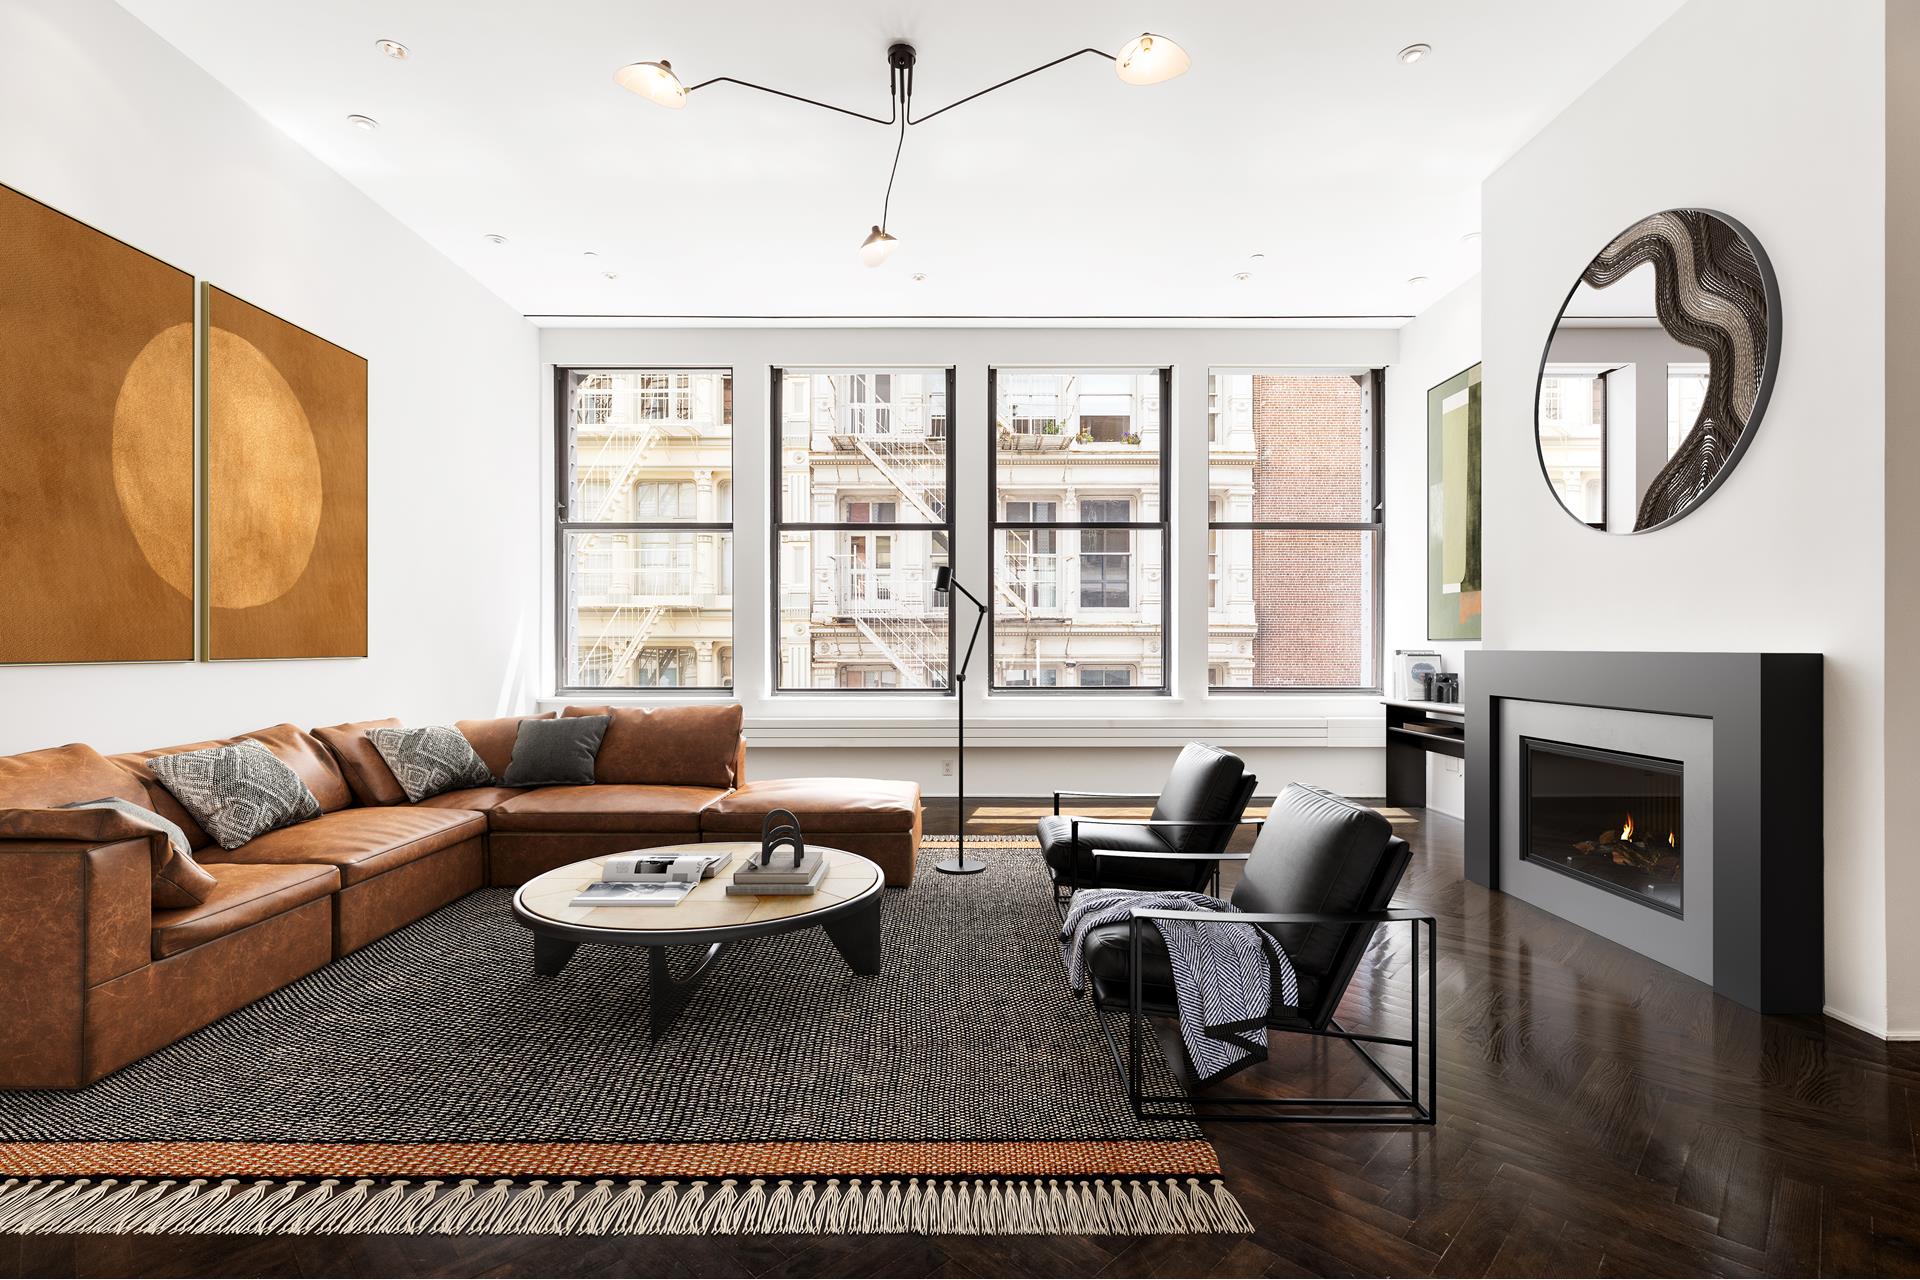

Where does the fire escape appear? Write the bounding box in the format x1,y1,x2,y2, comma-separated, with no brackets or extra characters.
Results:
826,403,948,687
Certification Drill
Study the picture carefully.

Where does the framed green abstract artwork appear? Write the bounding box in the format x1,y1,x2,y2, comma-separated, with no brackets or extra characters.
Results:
1427,363,1482,640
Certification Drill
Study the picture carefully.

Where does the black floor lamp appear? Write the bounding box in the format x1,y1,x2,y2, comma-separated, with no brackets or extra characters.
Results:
933,565,988,875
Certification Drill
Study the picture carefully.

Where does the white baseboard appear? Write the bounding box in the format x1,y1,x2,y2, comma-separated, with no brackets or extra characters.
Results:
1822,1003,1920,1040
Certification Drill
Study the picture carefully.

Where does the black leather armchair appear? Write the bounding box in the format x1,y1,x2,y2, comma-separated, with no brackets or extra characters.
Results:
1074,783,1436,1124
1038,742,1258,902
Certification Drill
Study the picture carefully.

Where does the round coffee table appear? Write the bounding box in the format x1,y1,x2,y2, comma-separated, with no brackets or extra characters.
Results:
510,842,885,1039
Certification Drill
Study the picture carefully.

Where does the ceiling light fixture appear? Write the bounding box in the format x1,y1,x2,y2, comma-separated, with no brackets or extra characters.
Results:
346,113,379,131
614,59,687,109
484,233,508,245
1233,271,1252,282
911,272,928,283
1398,43,1432,65
1407,275,1431,286
616,33,1189,266
375,38,410,61
1461,231,1482,245
602,271,620,280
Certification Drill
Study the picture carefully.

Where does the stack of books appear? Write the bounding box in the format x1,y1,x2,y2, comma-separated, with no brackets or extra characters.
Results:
728,850,827,896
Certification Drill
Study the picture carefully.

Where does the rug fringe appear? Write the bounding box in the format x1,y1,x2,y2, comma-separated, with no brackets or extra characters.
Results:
0,1175,1250,1237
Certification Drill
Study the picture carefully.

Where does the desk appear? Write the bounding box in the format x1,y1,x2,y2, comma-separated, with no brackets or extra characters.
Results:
1383,699,1465,808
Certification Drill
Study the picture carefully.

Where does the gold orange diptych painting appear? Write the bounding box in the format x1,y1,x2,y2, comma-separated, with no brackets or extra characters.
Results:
0,182,368,664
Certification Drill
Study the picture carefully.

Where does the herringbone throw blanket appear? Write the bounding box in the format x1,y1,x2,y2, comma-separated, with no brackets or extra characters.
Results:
1061,890,1300,1086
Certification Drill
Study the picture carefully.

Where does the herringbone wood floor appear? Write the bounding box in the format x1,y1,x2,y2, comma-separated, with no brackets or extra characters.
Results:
8,799,1919,1278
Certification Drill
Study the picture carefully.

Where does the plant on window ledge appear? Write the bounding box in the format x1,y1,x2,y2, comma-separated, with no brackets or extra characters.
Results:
1123,432,1141,445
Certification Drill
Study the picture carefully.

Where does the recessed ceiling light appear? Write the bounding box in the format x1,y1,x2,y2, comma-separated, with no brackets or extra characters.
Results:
375,38,410,61
346,113,379,131
582,250,599,258
603,271,620,280
1233,271,1252,283
484,233,508,246
1407,275,1430,286
1461,231,1482,245
1249,252,1266,262
1397,43,1432,65
910,272,927,283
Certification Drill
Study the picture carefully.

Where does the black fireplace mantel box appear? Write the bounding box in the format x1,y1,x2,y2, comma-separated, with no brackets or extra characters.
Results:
1465,650,1823,1015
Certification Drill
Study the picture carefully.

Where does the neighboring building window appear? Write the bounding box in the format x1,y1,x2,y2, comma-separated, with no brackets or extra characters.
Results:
558,368,733,691
1668,363,1709,456
1539,367,1606,527
1206,370,1382,691
991,369,1168,691
773,368,954,692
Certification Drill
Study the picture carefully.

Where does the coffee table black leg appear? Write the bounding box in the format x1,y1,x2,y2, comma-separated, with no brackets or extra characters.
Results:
823,895,884,974
534,934,579,976
648,941,729,1041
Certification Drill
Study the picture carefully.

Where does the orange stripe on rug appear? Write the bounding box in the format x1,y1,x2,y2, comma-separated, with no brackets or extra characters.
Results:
0,1140,1221,1179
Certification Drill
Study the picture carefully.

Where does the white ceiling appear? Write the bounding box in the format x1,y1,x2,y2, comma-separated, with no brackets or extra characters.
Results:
116,0,1685,323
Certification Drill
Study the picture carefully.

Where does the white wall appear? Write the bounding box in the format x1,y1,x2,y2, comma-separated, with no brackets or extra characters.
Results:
539,325,1401,799
0,0,541,755
1481,0,1890,1030
1385,277,1482,818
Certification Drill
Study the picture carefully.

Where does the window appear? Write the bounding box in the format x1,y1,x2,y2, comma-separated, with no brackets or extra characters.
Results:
1539,367,1607,527
1207,371,1381,691
1668,363,1709,456
991,368,1168,692
773,368,954,692
557,368,732,691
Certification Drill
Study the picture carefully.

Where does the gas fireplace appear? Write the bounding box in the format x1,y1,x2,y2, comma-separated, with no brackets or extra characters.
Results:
1520,737,1683,917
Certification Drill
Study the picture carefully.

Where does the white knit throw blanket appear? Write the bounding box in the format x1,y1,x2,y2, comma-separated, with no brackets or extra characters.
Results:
1060,889,1300,1086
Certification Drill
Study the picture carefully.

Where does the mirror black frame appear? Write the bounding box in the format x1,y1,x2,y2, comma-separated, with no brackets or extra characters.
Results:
1533,208,1782,535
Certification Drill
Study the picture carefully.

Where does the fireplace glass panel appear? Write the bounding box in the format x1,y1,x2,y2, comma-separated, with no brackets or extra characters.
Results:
1521,737,1683,917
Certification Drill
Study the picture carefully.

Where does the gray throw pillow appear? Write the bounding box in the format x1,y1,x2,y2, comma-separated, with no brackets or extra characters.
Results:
502,714,610,787
365,725,494,802
148,740,321,850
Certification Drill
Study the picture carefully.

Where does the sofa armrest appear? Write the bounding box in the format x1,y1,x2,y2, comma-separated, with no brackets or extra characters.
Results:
0,832,155,1088
733,735,748,787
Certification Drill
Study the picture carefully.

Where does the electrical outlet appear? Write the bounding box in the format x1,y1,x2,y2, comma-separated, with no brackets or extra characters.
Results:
941,759,954,776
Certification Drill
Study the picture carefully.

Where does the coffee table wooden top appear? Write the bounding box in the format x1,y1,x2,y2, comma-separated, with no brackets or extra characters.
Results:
512,842,882,936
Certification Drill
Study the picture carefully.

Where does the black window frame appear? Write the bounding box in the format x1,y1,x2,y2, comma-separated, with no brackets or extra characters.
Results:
1205,367,1386,695
553,366,736,697
988,366,1173,696
769,366,958,696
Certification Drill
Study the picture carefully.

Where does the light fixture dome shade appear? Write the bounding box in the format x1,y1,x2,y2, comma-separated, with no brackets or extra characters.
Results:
615,59,688,108
859,225,899,267
1114,33,1190,86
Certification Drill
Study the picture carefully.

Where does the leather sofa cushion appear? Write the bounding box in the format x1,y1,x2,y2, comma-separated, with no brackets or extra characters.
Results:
151,862,340,959
313,718,407,806
112,723,356,850
563,704,743,788
1229,784,1396,977
490,784,725,833
456,713,555,780
203,806,486,887
701,777,920,834
1037,814,1210,892
415,785,526,811
1151,743,1252,852
0,743,150,809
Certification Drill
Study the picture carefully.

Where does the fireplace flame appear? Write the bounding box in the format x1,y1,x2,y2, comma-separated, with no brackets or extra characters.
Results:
1668,831,1675,848
1621,813,1635,841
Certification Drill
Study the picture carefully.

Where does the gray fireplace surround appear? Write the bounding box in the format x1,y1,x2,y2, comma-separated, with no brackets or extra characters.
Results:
1465,650,1823,1014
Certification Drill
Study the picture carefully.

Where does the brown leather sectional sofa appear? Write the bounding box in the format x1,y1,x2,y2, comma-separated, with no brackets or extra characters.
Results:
0,706,921,1089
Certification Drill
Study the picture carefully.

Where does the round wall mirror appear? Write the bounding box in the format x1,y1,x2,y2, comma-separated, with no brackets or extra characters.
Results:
1534,209,1779,533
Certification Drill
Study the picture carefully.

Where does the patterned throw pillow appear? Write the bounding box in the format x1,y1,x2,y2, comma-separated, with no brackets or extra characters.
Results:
364,726,495,803
147,741,321,850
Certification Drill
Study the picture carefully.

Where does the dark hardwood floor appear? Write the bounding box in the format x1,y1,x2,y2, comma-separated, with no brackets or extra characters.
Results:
9,799,1919,1278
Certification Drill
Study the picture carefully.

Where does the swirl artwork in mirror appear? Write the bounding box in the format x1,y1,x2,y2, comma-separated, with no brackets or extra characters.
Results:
1535,209,1779,533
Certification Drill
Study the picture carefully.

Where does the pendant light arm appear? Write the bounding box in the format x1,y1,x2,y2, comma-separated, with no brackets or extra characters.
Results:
682,75,899,126
905,47,1113,126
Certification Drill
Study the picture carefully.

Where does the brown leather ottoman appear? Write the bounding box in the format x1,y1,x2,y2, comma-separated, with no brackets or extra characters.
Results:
701,777,922,887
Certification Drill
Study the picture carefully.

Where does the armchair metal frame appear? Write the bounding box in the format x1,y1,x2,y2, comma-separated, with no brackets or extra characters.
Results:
1078,847,1438,1126
1050,789,1265,911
